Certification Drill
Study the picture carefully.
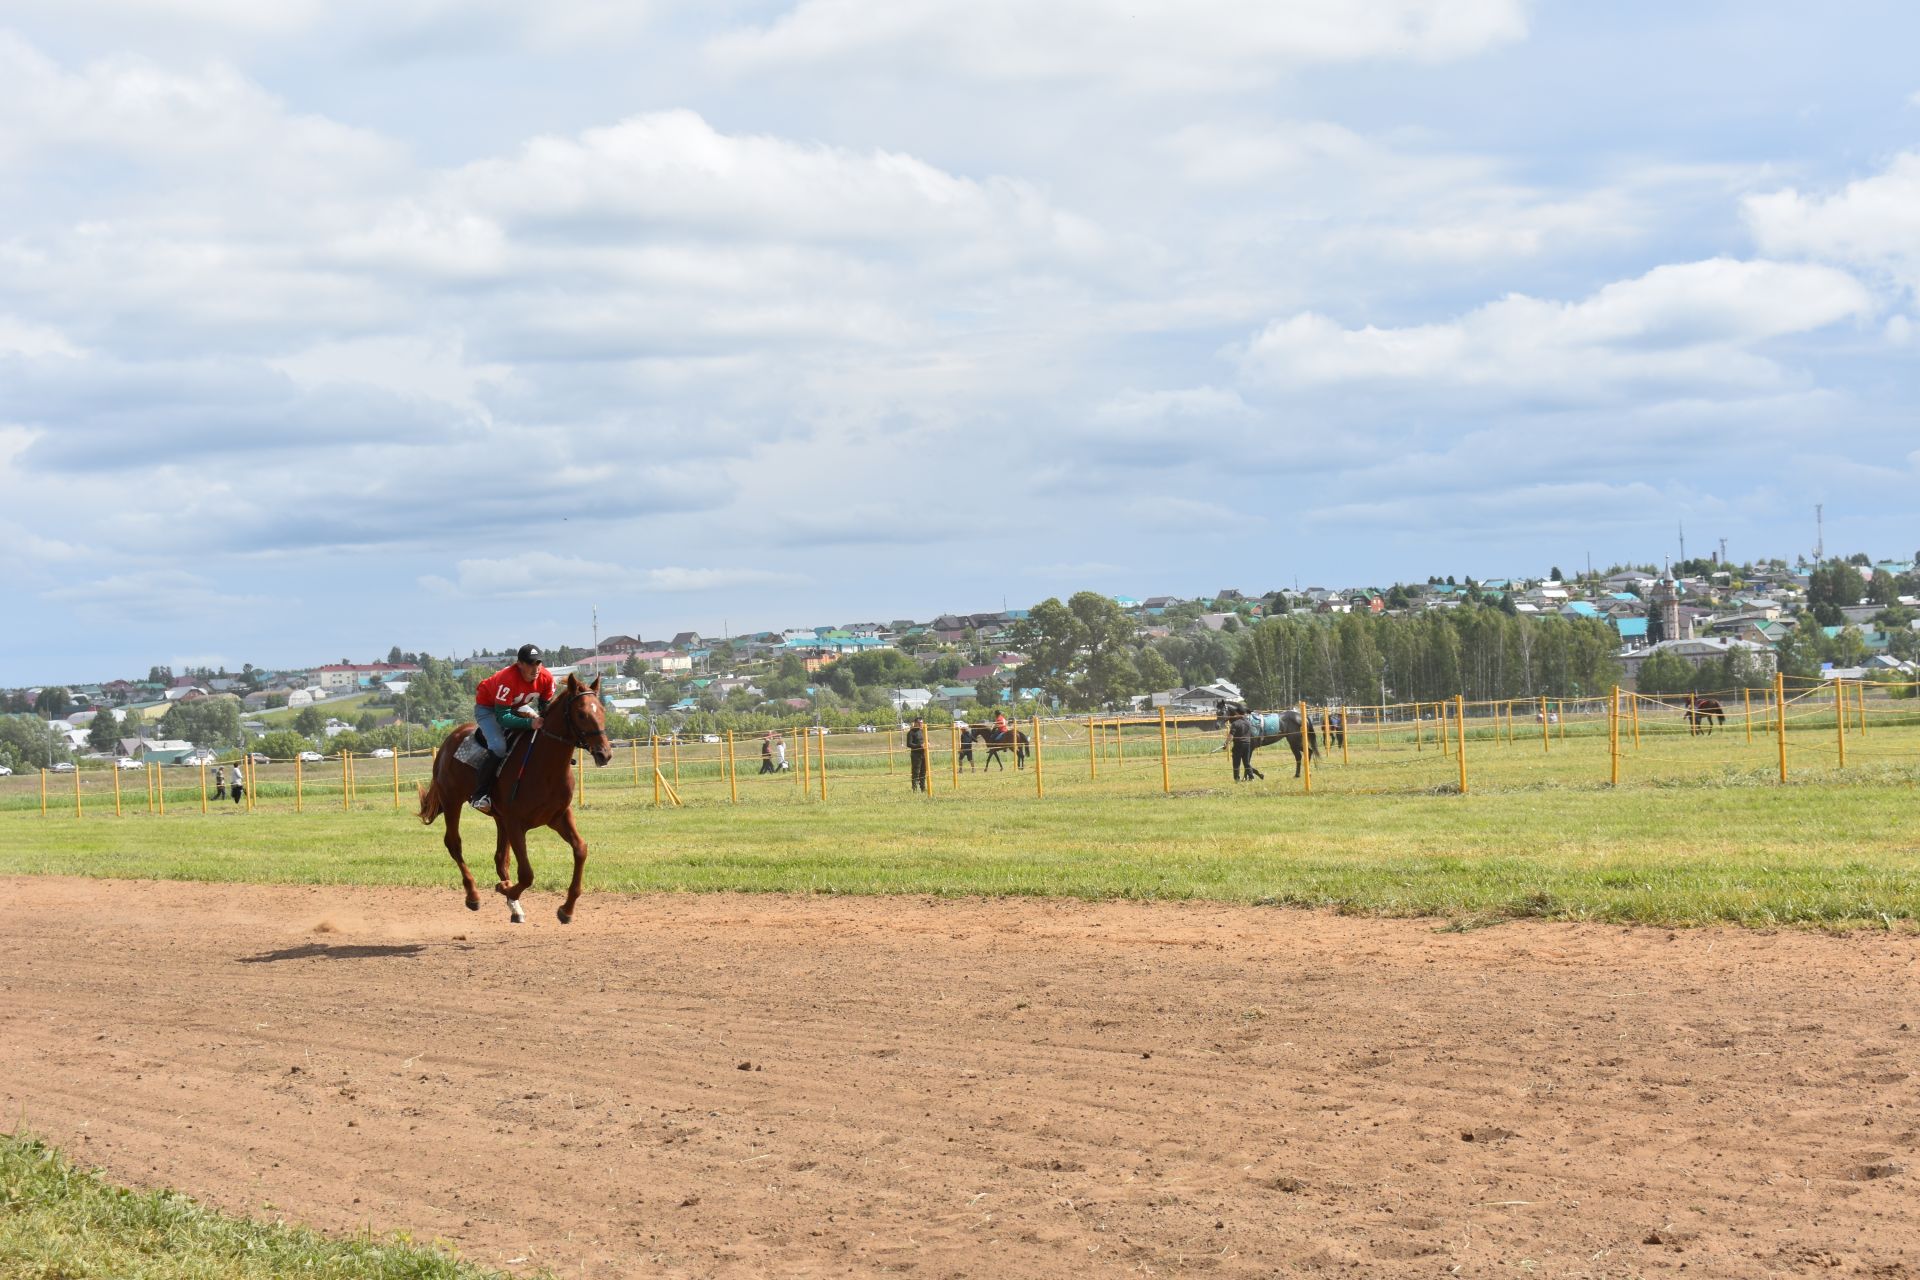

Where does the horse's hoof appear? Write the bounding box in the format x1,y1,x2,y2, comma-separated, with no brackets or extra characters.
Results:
465,897,480,912
557,907,572,924
507,899,526,924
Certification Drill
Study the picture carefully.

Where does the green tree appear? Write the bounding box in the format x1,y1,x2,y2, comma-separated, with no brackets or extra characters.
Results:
0,714,69,771
146,666,173,684
86,710,125,754
33,686,72,719
1134,647,1179,693
256,729,315,760
1634,649,1696,694
158,697,243,748
621,653,646,679
292,705,328,738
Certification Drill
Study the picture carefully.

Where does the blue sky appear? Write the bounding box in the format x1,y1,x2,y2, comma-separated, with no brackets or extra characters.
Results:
3,1,1917,683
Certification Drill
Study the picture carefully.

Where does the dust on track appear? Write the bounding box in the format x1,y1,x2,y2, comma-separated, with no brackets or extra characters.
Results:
3,876,1917,1278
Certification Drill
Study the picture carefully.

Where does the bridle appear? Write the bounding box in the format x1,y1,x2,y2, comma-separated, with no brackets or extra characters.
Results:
536,686,607,753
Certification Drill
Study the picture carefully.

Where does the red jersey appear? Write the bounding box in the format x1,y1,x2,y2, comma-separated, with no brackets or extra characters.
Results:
475,663,555,709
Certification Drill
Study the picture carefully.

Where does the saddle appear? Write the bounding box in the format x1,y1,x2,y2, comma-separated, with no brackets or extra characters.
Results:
454,728,525,770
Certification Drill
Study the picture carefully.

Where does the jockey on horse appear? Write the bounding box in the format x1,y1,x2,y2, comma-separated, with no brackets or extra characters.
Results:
470,643,556,813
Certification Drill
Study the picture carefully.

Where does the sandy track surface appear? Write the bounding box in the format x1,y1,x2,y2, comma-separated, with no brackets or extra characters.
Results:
3,877,1918,1278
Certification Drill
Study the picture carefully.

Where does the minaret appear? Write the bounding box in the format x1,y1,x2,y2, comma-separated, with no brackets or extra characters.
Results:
1649,570,1684,643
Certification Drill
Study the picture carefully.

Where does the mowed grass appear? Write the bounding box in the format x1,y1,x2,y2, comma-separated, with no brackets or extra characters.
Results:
4,719,1918,926
0,1133,517,1280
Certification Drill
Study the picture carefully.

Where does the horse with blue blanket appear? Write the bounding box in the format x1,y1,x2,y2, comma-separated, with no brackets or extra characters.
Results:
1224,704,1320,779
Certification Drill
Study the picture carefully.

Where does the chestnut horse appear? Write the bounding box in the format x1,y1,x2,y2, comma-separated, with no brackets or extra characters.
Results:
417,674,614,924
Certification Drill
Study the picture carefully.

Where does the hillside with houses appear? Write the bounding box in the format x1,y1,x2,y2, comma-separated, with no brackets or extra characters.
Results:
4,554,1917,773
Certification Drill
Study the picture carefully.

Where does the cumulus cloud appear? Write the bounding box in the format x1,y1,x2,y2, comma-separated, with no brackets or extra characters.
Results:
1744,153,1920,297
713,0,1529,89
1238,258,1874,400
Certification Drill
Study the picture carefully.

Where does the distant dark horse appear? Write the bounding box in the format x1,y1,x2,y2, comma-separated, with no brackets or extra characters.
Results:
969,725,1029,770
1226,705,1321,778
1684,694,1726,736
956,726,977,771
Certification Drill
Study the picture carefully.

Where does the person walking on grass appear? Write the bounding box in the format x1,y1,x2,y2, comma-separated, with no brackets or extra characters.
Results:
231,760,246,806
906,716,929,792
212,763,227,801
759,731,775,775
1228,709,1262,782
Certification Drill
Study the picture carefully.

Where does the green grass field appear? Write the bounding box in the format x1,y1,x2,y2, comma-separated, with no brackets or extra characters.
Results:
4,697,1916,928
0,1134,515,1280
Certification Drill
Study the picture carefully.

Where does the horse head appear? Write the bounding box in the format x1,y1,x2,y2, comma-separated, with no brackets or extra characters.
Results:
556,674,615,767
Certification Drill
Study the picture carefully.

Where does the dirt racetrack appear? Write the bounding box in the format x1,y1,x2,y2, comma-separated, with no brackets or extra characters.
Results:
3,877,1918,1278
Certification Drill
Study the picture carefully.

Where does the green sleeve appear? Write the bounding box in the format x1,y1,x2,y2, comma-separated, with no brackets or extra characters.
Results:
500,707,536,732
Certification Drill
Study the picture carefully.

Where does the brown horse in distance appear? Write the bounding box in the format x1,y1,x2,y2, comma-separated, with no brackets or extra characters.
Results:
417,674,614,924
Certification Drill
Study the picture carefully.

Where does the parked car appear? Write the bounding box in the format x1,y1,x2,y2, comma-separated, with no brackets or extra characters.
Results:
181,751,216,766
369,747,395,758
248,752,270,764
297,751,323,763
115,757,145,770
700,734,721,744
50,761,77,773
856,724,877,733
0,764,12,776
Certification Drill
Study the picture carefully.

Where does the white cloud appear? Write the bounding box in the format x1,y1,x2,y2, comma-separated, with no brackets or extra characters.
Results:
713,0,1529,89
1744,153,1920,297
1238,258,1874,399
0,316,79,358
422,553,805,600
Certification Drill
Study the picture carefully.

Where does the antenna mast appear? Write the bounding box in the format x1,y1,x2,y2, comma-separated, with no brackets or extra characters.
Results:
1815,504,1824,563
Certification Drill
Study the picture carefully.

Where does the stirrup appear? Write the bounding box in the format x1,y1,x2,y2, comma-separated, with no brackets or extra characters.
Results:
470,794,493,813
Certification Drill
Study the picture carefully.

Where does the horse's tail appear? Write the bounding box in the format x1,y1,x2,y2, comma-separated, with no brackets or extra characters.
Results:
417,761,442,825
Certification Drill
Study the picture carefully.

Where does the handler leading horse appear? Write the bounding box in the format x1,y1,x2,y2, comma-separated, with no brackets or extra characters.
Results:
418,673,614,923
1224,704,1320,778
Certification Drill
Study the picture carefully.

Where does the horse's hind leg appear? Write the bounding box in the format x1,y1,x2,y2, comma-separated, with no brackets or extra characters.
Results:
443,801,480,911
549,810,589,924
492,825,532,924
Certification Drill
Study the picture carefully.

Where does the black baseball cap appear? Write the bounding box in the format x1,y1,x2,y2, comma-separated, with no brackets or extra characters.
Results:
516,643,542,664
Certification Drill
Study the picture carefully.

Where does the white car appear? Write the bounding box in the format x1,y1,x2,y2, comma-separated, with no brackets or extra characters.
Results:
297,751,323,763
50,761,77,773
700,734,721,744
369,748,395,758
0,765,11,776
115,757,145,770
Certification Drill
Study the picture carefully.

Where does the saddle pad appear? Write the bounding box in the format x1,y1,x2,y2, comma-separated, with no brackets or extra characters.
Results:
454,734,492,769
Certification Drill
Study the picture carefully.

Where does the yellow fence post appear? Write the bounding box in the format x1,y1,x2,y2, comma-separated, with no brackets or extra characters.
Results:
1775,672,1788,782
113,761,122,817
1609,685,1621,786
1296,700,1311,793
392,749,400,809
817,729,827,802
1154,707,1170,794
887,727,895,775
1340,708,1350,765
1743,687,1752,743
727,731,739,804
1455,694,1467,794
158,762,167,816
1116,718,1125,766
672,734,681,791
341,751,350,811
652,735,662,808
295,756,303,813
1834,679,1847,768
73,764,82,818
1033,714,1045,798
1088,716,1097,781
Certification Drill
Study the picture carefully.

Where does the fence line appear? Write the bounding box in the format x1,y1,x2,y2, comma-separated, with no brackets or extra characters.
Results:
10,678,1920,819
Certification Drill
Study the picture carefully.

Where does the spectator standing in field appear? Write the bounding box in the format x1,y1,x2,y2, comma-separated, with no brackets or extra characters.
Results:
231,760,246,806
759,732,775,775
906,717,929,792
775,736,789,771
211,763,226,801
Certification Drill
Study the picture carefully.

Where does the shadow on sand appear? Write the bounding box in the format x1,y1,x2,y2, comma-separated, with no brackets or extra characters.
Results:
237,942,428,964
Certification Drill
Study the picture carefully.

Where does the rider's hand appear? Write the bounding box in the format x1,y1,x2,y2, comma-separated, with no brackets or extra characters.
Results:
528,714,544,730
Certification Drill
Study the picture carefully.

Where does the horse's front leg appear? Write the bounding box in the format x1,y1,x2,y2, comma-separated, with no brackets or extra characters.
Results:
549,809,589,924
493,823,531,923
